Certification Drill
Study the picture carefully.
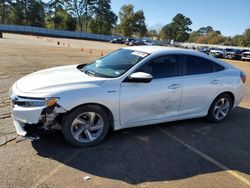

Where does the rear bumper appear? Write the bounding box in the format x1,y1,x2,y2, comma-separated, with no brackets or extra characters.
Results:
233,84,246,108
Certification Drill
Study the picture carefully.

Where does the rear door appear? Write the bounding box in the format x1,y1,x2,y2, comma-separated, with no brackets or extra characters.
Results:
179,55,225,116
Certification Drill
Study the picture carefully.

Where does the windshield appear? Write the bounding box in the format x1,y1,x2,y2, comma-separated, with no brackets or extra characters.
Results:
82,49,148,78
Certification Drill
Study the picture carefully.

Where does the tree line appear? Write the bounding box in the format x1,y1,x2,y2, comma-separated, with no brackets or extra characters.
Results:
159,14,250,47
0,0,147,36
0,1,249,47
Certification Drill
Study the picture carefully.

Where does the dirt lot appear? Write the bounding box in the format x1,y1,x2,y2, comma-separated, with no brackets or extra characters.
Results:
0,33,250,188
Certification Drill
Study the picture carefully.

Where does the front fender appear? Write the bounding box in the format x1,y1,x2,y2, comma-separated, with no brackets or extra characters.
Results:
56,86,120,123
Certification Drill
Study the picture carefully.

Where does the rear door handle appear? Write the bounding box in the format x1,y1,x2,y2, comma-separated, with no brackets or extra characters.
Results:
168,84,182,89
210,80,221,85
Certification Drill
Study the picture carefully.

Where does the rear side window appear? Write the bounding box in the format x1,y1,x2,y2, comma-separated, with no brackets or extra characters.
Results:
184,56,213,75
137,55,179,79
213,62,225,72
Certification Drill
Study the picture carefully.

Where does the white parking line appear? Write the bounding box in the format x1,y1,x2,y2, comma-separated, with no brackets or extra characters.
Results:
31,149,85,188
156,126,250,187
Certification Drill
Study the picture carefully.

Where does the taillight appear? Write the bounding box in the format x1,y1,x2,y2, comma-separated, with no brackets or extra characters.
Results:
241,71,246,83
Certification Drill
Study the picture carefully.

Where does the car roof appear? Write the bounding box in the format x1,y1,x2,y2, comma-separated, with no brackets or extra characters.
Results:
123,45,190,54
123,45,235,70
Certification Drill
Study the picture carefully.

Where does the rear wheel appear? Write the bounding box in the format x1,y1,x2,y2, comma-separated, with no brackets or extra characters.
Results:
207,94,232,123
62,105,110,147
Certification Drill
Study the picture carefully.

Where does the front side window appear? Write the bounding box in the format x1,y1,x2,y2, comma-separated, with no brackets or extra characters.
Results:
137,55,179,79
82,49,148,78
184,56,212,75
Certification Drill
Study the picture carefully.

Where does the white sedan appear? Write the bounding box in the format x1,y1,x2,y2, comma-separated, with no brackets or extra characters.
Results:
10,46,246,147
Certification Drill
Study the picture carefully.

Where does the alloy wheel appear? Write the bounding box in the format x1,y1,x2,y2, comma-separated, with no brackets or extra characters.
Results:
213,98,230,121
71,112,104,143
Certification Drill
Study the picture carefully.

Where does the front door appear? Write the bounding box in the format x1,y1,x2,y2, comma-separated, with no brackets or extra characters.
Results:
120,55,183,126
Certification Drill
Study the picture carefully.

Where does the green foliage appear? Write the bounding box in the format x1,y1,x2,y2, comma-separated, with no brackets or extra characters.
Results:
146,29,158,38
189,26,250,47
9,0,24,25
119,4,134,37
118,4,147,37
88,18,98,33
49,7,77,30
9,0,45,26
133,10,147,37
0,0,12,24
189,29,225,45
66,0,96,32
65,14,77,31
47,0,65,28
89,0,117,35
244,28,250,47
231,35,245,46
27,0,45,27
160,13,192,42
160,24,173,40
197,26,213,35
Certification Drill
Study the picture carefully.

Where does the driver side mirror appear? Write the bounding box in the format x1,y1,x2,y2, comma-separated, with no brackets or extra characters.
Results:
127,72,153,83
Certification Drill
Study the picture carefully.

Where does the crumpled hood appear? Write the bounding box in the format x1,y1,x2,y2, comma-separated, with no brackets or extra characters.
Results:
16,65,105,93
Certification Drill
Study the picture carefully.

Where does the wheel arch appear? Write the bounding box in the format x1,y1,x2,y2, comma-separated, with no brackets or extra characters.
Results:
211,91,235,109
63,103,115,129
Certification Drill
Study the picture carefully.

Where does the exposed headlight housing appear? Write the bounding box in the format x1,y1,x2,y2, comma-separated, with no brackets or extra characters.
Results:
11,96,59,107
45,98,59,107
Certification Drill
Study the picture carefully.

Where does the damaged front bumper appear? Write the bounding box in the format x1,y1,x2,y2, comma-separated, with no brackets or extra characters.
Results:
10,96,67,139
11,105,45,139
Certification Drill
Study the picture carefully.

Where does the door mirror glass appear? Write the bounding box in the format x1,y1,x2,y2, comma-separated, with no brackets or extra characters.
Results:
128,72,153,83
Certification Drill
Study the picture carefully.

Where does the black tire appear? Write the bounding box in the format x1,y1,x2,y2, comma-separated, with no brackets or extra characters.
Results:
62,105,110,147
207,93,232,123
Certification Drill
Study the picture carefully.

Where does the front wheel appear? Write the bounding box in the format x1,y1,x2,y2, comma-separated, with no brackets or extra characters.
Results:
207,94,232,123
62,105,110,147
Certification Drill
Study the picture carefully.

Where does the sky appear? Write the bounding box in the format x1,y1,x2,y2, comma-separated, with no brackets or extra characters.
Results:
111,0,250,36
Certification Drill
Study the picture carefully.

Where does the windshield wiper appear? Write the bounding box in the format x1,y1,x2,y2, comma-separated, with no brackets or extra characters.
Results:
84,69,96,77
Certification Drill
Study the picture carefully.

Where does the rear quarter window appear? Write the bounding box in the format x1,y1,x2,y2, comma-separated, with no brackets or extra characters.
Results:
213,62,225,72
184,56,213,75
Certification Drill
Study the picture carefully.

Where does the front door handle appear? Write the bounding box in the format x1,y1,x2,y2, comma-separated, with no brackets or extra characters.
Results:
210,80,221,85
168,84,182,89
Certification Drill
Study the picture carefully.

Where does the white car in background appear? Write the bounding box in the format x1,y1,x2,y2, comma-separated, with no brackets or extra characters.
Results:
142,39,155,46
209,48,224,58
10,46,246,147
241,51,250,61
